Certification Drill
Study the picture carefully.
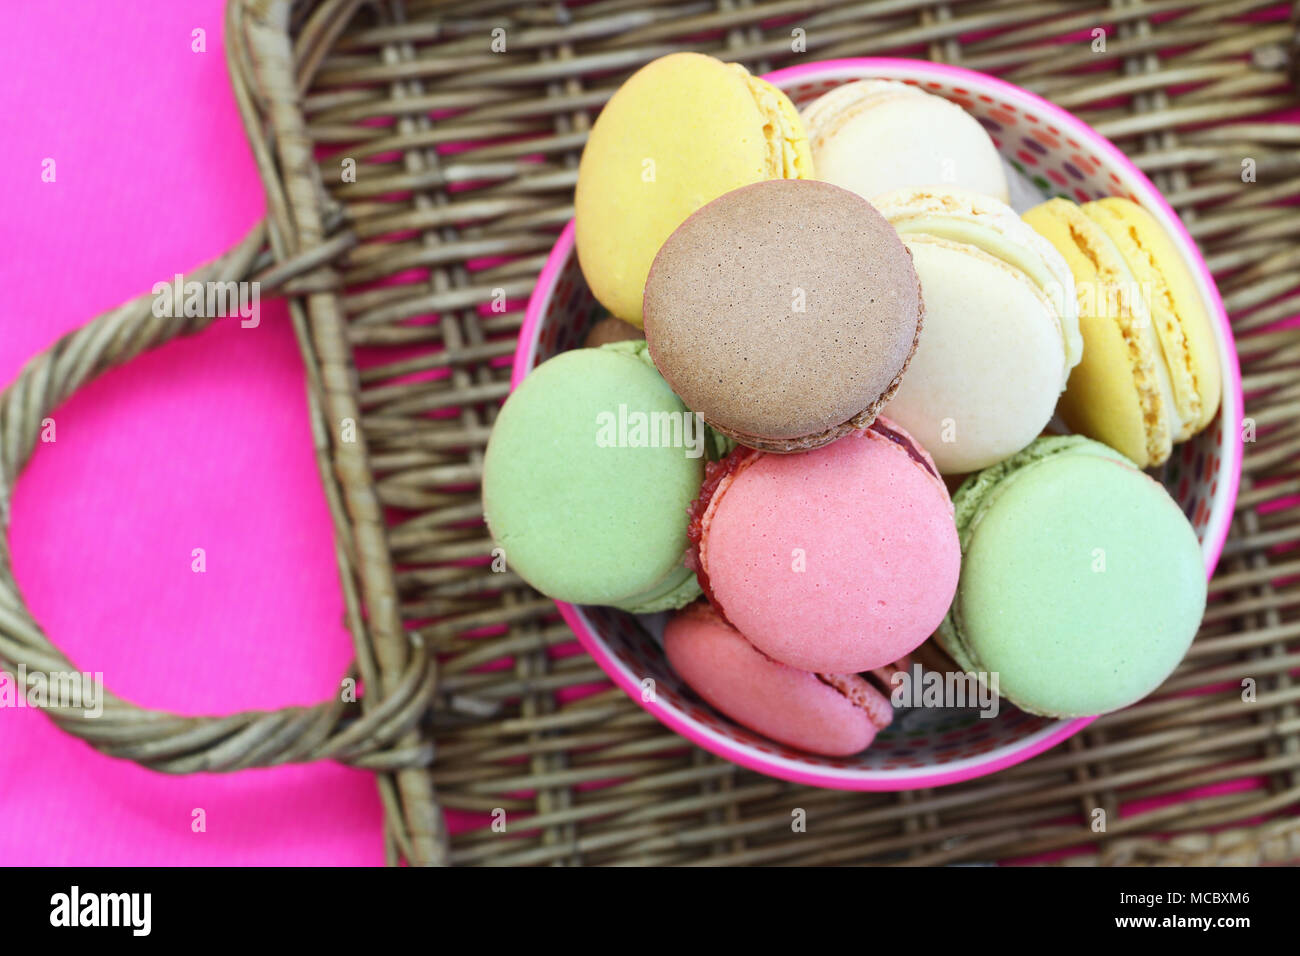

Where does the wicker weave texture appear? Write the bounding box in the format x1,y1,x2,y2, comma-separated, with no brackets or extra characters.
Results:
1,0,1298,865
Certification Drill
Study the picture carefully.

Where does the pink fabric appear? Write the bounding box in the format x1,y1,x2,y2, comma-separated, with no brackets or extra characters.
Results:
5,5,1290,865
0,1,388,865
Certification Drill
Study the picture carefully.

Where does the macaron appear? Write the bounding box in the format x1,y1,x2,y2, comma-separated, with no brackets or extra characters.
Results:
482,341,704,613
875,186,1082,474
664,601,901,757
584,316,644,349
575,52,813,327
801,80,1009,203
687,417,960,674
937,435,1206,717
644,178,923,453
1023,197,1223,468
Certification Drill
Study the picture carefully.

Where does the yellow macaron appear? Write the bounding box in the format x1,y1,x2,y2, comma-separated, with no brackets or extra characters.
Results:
1023,197,1221,468
574,52,813,327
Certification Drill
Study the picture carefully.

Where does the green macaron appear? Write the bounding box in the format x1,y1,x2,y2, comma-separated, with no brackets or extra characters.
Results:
938,435,1206,717
483,341,707,613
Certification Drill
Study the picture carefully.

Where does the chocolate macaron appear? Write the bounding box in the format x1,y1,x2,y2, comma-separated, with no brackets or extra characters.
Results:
643,179,922,452
583,316,645,349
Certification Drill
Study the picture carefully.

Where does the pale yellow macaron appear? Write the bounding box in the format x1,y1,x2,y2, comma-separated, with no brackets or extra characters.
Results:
874,187,1081,474
1023,197,1222,468
574,52,813,327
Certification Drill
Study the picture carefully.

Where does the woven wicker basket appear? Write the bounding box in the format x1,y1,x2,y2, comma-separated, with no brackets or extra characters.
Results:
1,0,1298,866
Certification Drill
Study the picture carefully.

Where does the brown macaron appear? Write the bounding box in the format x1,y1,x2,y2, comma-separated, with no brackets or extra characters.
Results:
583,316,645,349
642,179,922,452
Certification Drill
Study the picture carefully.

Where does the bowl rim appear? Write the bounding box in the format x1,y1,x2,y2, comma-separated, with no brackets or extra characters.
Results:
513,57,1244,791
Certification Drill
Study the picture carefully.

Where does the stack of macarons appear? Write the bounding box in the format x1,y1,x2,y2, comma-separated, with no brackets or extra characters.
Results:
484,53,1223,758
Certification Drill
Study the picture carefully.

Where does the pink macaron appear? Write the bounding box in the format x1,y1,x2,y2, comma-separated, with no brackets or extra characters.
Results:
687,417,960,674
664,601,900,756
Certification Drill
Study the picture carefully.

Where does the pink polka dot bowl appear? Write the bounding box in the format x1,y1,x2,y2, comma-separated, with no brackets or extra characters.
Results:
514,58,1243,791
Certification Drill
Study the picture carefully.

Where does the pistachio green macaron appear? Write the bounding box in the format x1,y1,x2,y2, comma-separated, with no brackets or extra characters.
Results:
483,341,709,613
938,435,1206,717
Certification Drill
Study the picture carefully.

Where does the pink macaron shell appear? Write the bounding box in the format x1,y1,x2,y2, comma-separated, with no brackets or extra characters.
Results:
704,424,960,673
871,415,948,502
664,605,883,757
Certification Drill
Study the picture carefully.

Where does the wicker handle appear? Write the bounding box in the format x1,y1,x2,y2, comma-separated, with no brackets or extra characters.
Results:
0,223,434,774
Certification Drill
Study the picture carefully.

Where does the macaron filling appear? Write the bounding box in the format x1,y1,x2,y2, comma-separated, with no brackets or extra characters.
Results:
902,230,1066,379
1061,213,1185,459
1085,202,1200,437
733,68,814,181
892,219,1062,316
820,660,913,731
868,418,941,479
704,391,901,454
877,189,1083,381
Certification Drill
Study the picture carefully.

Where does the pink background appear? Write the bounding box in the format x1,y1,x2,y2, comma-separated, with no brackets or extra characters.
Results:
3,3,1293,866
0,1,388,864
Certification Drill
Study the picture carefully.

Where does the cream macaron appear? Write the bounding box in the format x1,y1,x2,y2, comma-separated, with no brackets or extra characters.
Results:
802,80,1009,203
878,186,1082,474
575,52,813,328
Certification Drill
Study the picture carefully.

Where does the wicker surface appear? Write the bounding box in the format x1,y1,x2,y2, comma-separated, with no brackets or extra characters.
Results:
2,0,1299,866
